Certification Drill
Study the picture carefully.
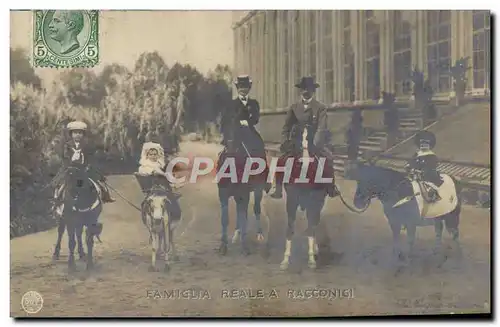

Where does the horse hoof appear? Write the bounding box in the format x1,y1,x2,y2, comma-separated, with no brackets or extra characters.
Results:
52,254,59,261
280,262,289,270
308,261,317,269
148,265,158,272
79,253,86,261
256,233,264,242
164,265,170,273
86,263,94,271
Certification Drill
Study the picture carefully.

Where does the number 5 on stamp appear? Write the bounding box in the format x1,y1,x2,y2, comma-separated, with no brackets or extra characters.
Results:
32,10,99,68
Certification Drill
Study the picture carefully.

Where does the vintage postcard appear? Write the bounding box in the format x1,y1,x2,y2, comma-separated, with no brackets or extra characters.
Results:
10,10,491,318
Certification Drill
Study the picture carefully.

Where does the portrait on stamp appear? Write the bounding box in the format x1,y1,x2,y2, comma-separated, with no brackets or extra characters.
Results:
48,11,85,55
33,10,99,68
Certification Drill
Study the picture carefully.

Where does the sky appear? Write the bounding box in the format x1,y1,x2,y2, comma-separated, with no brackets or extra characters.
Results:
10,10,236,84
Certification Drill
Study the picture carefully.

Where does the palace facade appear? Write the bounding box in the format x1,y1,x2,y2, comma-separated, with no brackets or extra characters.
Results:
231,10,490,111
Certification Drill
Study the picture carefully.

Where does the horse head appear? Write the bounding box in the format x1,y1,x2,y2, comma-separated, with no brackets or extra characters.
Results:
352,162,405,209
65,164,92,197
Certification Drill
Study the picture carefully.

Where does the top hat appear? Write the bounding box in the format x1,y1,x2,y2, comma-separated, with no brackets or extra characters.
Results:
234,75,252,88
295,76,320,89
414,130,436,150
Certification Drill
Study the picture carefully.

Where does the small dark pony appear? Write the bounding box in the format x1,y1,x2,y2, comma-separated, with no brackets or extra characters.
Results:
53,165,103,271
216,125,270,256
277,124,336,270
352,162,461,264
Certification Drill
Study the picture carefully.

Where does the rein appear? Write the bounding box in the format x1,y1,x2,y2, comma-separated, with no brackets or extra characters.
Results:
336,188,371,214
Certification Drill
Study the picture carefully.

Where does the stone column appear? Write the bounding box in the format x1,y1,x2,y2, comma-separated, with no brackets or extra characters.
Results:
462,11,474,92
352,11,366,102
412,11,427,78
379,11,395,94
314,11,323,101
332,11,342,103
276,12,283,108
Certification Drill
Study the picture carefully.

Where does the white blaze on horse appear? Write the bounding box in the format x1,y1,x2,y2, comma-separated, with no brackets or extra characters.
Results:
277,124,335,270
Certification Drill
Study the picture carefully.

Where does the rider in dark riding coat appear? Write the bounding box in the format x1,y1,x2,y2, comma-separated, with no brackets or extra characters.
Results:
57,121,115,203
406,130,442,203
270,76,339,199
219,75,271,190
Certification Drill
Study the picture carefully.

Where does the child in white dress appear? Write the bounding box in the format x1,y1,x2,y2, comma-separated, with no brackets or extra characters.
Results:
137,142,167,177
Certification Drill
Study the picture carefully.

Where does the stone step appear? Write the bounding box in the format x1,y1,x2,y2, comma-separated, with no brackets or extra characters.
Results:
400,118,420,124
400,126,420,132
402,111,424,118
367,135,387,143
371,131,388,137
360,140,383,147
359,144,384,152
400,122,419,128
333,163,345,172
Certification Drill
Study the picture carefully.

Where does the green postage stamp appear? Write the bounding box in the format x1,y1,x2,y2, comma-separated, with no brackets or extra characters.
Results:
32,10,99,68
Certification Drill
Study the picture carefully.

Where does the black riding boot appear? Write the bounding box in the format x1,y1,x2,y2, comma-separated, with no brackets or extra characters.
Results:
98,181,115,203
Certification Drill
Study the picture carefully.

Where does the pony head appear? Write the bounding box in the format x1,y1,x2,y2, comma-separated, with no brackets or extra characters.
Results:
65,165,92,196
145,192,169,231
352,162,401,209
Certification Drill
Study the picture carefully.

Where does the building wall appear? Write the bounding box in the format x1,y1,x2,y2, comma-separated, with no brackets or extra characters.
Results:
232,10,491,111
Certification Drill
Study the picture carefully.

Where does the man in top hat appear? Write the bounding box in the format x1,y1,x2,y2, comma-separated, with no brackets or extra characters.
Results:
220,75,263,149
270,76,339,199
406,130,442,203
58,121,115,203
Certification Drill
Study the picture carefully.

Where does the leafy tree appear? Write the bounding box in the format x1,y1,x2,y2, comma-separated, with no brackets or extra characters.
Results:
10,48,42,89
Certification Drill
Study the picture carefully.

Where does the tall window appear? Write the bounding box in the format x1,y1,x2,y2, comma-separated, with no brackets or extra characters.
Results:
393,11,412,96
294,11,302,81
308,11,317,76
283,11,290,107
322,10,334,104
473,10,490,90
365,10,380,100
426,10,451,93
343,11,354,101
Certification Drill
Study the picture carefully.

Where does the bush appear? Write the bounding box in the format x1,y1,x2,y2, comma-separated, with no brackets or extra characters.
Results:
10,49,232,238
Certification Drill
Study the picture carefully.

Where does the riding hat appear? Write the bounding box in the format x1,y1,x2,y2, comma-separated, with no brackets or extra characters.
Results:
234,75,252,88
295,76,320,90
67,121,87,131
414,130,436,150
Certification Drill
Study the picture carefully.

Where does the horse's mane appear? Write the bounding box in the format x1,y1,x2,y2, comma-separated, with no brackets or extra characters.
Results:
358,163,407,184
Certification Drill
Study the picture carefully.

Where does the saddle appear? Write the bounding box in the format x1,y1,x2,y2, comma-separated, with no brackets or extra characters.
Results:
412,171,443,204
416,180,441,203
